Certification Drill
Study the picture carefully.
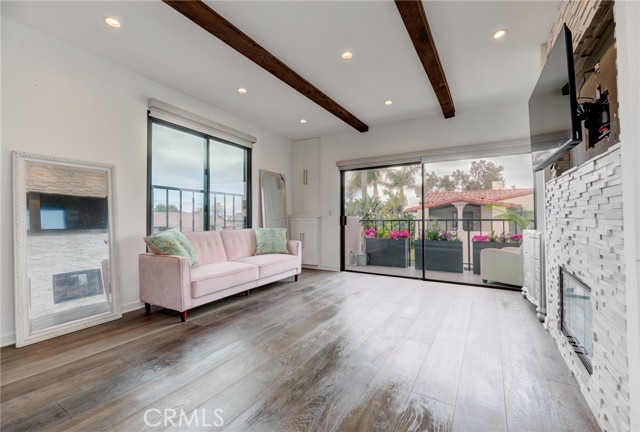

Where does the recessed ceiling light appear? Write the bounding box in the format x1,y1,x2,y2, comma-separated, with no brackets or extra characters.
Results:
492,29,507,40
300,119,307,124
384,100,393,106
341,51,353,60
104,17,121,28
237,87,247,94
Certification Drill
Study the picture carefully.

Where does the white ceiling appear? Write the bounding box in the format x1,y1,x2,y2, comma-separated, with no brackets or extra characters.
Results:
1,0,561,141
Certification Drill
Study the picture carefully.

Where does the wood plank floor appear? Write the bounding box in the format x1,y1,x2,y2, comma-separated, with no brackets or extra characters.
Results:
1,270,599,432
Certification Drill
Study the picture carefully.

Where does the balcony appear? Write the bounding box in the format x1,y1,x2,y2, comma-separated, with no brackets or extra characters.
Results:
345,217,524,287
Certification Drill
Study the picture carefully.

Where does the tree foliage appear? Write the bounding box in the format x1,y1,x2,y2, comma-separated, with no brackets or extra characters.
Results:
345,195,383,219
418,160,505,194
345,170,383,204
383,165,419,195
154,203,179,212
467,160,505,190
381,191,407,217
345,160,509,221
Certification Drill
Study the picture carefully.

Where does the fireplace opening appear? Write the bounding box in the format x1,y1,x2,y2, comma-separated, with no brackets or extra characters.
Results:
560,267,593,374
52,269,103,304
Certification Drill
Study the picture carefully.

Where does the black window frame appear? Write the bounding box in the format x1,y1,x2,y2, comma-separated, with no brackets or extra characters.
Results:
146,116,252,235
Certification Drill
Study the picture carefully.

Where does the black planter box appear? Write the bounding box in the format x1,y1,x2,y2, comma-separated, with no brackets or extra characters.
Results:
472,242,521,274
365,238,409,268
415,240,463,273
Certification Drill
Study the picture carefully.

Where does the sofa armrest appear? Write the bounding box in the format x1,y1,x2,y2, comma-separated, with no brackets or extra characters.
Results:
139,253,192,312
480,248,524,286
287,240,302,258
502,247,522,254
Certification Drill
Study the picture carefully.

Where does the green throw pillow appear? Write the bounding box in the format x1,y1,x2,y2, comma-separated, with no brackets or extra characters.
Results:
255,228,289,255
144,229,198,265
167,229,199,265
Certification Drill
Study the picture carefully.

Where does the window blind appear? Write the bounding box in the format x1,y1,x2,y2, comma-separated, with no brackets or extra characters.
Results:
148,98,257,148
336,137,530,171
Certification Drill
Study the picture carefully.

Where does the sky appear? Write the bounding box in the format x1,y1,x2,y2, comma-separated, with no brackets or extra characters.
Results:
346,154,534,208
423,154,534,190
415,154,534,206
152,123,247,196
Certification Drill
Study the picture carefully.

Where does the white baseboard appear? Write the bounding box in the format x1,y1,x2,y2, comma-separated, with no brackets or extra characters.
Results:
122,300,145,313
1,333,16,348
306,264,340,272
0,300,146,348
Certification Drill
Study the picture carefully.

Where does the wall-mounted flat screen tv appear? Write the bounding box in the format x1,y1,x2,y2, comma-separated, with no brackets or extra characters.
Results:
529,24,582,172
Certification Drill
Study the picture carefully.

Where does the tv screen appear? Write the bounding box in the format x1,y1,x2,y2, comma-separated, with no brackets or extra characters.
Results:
529,24,582,171
28,192,108,232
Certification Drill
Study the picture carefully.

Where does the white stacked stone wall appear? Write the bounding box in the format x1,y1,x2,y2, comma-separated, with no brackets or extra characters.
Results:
26,160,108,197
27,233,110,321
546,0,614,70
545,144,628,431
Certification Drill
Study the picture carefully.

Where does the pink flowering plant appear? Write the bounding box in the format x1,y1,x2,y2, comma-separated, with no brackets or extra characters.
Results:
364,227,411,240
388,230,410,240
472,231,523,243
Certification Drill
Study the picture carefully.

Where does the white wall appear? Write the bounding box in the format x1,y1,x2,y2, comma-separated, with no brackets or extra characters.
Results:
0,15,3,348
0,18,293,346
615,1,640,430
316,99,531,270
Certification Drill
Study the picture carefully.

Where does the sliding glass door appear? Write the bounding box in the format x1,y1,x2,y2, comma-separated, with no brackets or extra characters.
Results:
341,154,534,288
341,164,422,280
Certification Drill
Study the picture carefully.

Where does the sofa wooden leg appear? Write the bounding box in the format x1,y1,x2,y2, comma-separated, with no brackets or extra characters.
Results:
295,274,299,282
244,290,249,296
145,303,151,313
181,311,187,322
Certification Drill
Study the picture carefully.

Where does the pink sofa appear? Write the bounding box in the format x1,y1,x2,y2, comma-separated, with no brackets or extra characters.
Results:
139,229,302,321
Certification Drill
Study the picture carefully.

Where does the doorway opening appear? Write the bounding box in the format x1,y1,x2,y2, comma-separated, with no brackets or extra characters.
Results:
340,155,534,288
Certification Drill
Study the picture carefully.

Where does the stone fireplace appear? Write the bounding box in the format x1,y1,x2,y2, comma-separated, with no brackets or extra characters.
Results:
52,268,103,304
545,144,629,431
560,267,593,374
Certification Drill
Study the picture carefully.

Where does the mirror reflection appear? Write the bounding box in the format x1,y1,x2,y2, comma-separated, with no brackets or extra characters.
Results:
14,153,121,346
260,170,287,228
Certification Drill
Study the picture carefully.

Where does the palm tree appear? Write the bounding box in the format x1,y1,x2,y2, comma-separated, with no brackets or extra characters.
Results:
493,208,532,233
345,170,383,204
383,165,419,197
382,190,408,217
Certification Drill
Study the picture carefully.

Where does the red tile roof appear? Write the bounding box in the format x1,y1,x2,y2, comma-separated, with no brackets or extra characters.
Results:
405,188,534,212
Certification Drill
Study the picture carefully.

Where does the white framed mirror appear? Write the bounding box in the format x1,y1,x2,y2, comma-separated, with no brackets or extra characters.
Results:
12,152,121,347
259,169,287,229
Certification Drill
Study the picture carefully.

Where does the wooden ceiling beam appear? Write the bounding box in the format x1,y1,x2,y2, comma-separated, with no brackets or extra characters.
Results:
163,0,369,133
395,0,455,118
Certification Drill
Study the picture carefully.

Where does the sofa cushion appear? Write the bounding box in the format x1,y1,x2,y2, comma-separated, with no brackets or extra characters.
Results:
184,231,228,266
220,229,257,261
237,254,299,279
143,230,197,265
190,262,259,298
255,228,289,255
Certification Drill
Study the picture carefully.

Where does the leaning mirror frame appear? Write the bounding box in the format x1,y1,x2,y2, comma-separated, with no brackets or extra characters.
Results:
12,152,122,347
259,169,287,230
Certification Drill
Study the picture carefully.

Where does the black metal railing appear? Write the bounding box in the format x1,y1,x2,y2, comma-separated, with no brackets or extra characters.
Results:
358,217,525,270
152,185,245,233
209,191,246,231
